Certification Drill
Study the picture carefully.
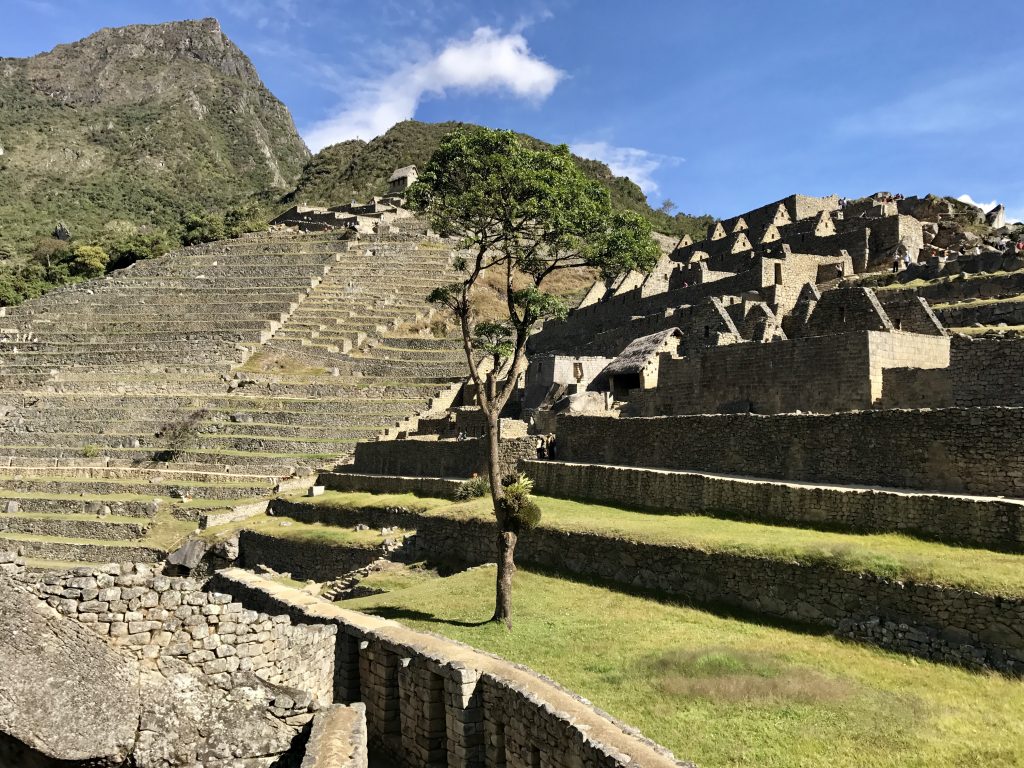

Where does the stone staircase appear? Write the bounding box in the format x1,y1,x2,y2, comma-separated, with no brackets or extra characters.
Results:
0,218,469,564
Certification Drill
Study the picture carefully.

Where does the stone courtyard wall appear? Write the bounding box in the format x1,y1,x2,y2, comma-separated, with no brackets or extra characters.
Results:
29,563,336,703
553,409,1024,497
269,500,1024,674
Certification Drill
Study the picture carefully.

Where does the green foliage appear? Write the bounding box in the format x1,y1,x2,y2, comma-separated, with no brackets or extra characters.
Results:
496,474,542,532
288,120,710,238
69,244,109,277
472,321,514,363
81,443,103,458
455,475,490,500
182,212,226,246
104,230,174,270
223,201,267,239
0,243,14,261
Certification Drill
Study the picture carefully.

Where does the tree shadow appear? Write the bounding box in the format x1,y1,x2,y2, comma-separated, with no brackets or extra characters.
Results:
359,605,492,628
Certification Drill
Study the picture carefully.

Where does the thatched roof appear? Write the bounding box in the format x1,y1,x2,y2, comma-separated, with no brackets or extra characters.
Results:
600,328,682,378
389,165,417,182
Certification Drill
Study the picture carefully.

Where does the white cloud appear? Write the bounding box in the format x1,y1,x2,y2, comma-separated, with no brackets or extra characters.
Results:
570,141,682,197
835,67,1021,138
957,194,999,213
302,27,564,150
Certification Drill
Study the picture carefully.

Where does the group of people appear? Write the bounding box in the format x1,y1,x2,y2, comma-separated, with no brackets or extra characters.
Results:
891,243,915,273
535,433,558,460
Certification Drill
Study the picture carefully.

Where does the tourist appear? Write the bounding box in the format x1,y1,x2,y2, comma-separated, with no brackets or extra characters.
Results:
535,435,547,460
456,430,467,441
892,253,901,273
547,434,559,460
903,251,912,270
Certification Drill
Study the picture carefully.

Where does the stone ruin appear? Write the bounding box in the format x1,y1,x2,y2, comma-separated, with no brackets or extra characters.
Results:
3,177,1024,767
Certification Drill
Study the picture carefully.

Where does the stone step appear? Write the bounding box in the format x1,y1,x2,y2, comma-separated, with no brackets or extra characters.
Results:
0,495,161,518
0,514,150,541
0,476,272,500
0,533,166,563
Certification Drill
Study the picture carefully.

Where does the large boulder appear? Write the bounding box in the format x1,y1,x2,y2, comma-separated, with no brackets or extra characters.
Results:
0,587,140,766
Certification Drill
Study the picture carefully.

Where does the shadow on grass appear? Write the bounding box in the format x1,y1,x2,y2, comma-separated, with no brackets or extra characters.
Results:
358,605,493,628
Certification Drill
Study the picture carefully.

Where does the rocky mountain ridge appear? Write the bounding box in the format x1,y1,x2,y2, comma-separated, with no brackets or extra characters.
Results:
0,18,309,253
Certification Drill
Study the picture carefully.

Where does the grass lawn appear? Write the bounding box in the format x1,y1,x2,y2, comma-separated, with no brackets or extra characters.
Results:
292,491,1024,597
347,566,1024,768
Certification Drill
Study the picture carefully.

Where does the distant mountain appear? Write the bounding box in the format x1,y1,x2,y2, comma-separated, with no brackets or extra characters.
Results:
0,18,309,254
286,120,711,239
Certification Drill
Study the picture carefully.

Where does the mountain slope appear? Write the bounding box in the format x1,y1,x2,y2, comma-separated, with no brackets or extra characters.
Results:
286,120,711,239
0,18,309,254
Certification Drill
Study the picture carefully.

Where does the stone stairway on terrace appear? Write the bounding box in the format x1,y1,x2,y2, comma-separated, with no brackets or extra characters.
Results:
0,219,470,565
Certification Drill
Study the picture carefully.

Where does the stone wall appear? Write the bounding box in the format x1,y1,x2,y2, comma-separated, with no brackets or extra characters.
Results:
239,529,387,581
321,471,464,499
553,409,1024,497
267,500,1024,675
643,331,949,415
522,459,1024,551
28,563,337,703
213,569,693,768
350,436,535,479
950,336,1024,407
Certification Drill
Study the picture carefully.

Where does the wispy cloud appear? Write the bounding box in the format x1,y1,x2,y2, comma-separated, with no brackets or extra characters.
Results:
835,66,1021,137
302,27,564,150
570,141,683,197
957,194,998,213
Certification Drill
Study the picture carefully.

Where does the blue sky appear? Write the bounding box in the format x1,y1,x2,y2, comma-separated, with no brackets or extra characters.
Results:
3,0,1023,220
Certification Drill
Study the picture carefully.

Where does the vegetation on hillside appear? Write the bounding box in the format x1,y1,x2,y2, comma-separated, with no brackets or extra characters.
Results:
0,18,307,294
287,120,713,239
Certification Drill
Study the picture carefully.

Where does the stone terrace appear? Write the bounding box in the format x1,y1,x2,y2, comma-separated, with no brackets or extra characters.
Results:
0,216,468,564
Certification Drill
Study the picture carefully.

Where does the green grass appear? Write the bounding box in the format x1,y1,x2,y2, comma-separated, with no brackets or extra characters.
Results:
354,561,441,593
347,566,1024,768
295,491,1024,597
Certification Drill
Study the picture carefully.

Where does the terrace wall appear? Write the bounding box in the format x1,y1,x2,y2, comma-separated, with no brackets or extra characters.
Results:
553,409,1024,497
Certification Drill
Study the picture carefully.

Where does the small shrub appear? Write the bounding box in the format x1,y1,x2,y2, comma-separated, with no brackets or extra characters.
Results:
455,475,489,500
497,474,542,531
154,409,208,462
81,443,102,458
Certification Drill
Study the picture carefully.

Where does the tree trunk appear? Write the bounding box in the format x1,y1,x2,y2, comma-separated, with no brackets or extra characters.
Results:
482,399,516,628
493,529,517,629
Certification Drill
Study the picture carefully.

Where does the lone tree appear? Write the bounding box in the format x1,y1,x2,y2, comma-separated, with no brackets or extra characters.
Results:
408,127,659,627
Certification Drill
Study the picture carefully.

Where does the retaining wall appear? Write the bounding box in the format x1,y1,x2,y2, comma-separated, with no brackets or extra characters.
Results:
521,460,1024,551
350,437,535,480
321,471,463,499
553,409,1024,498
238,530,387,582
29,563,336,702
269,499,1024,674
